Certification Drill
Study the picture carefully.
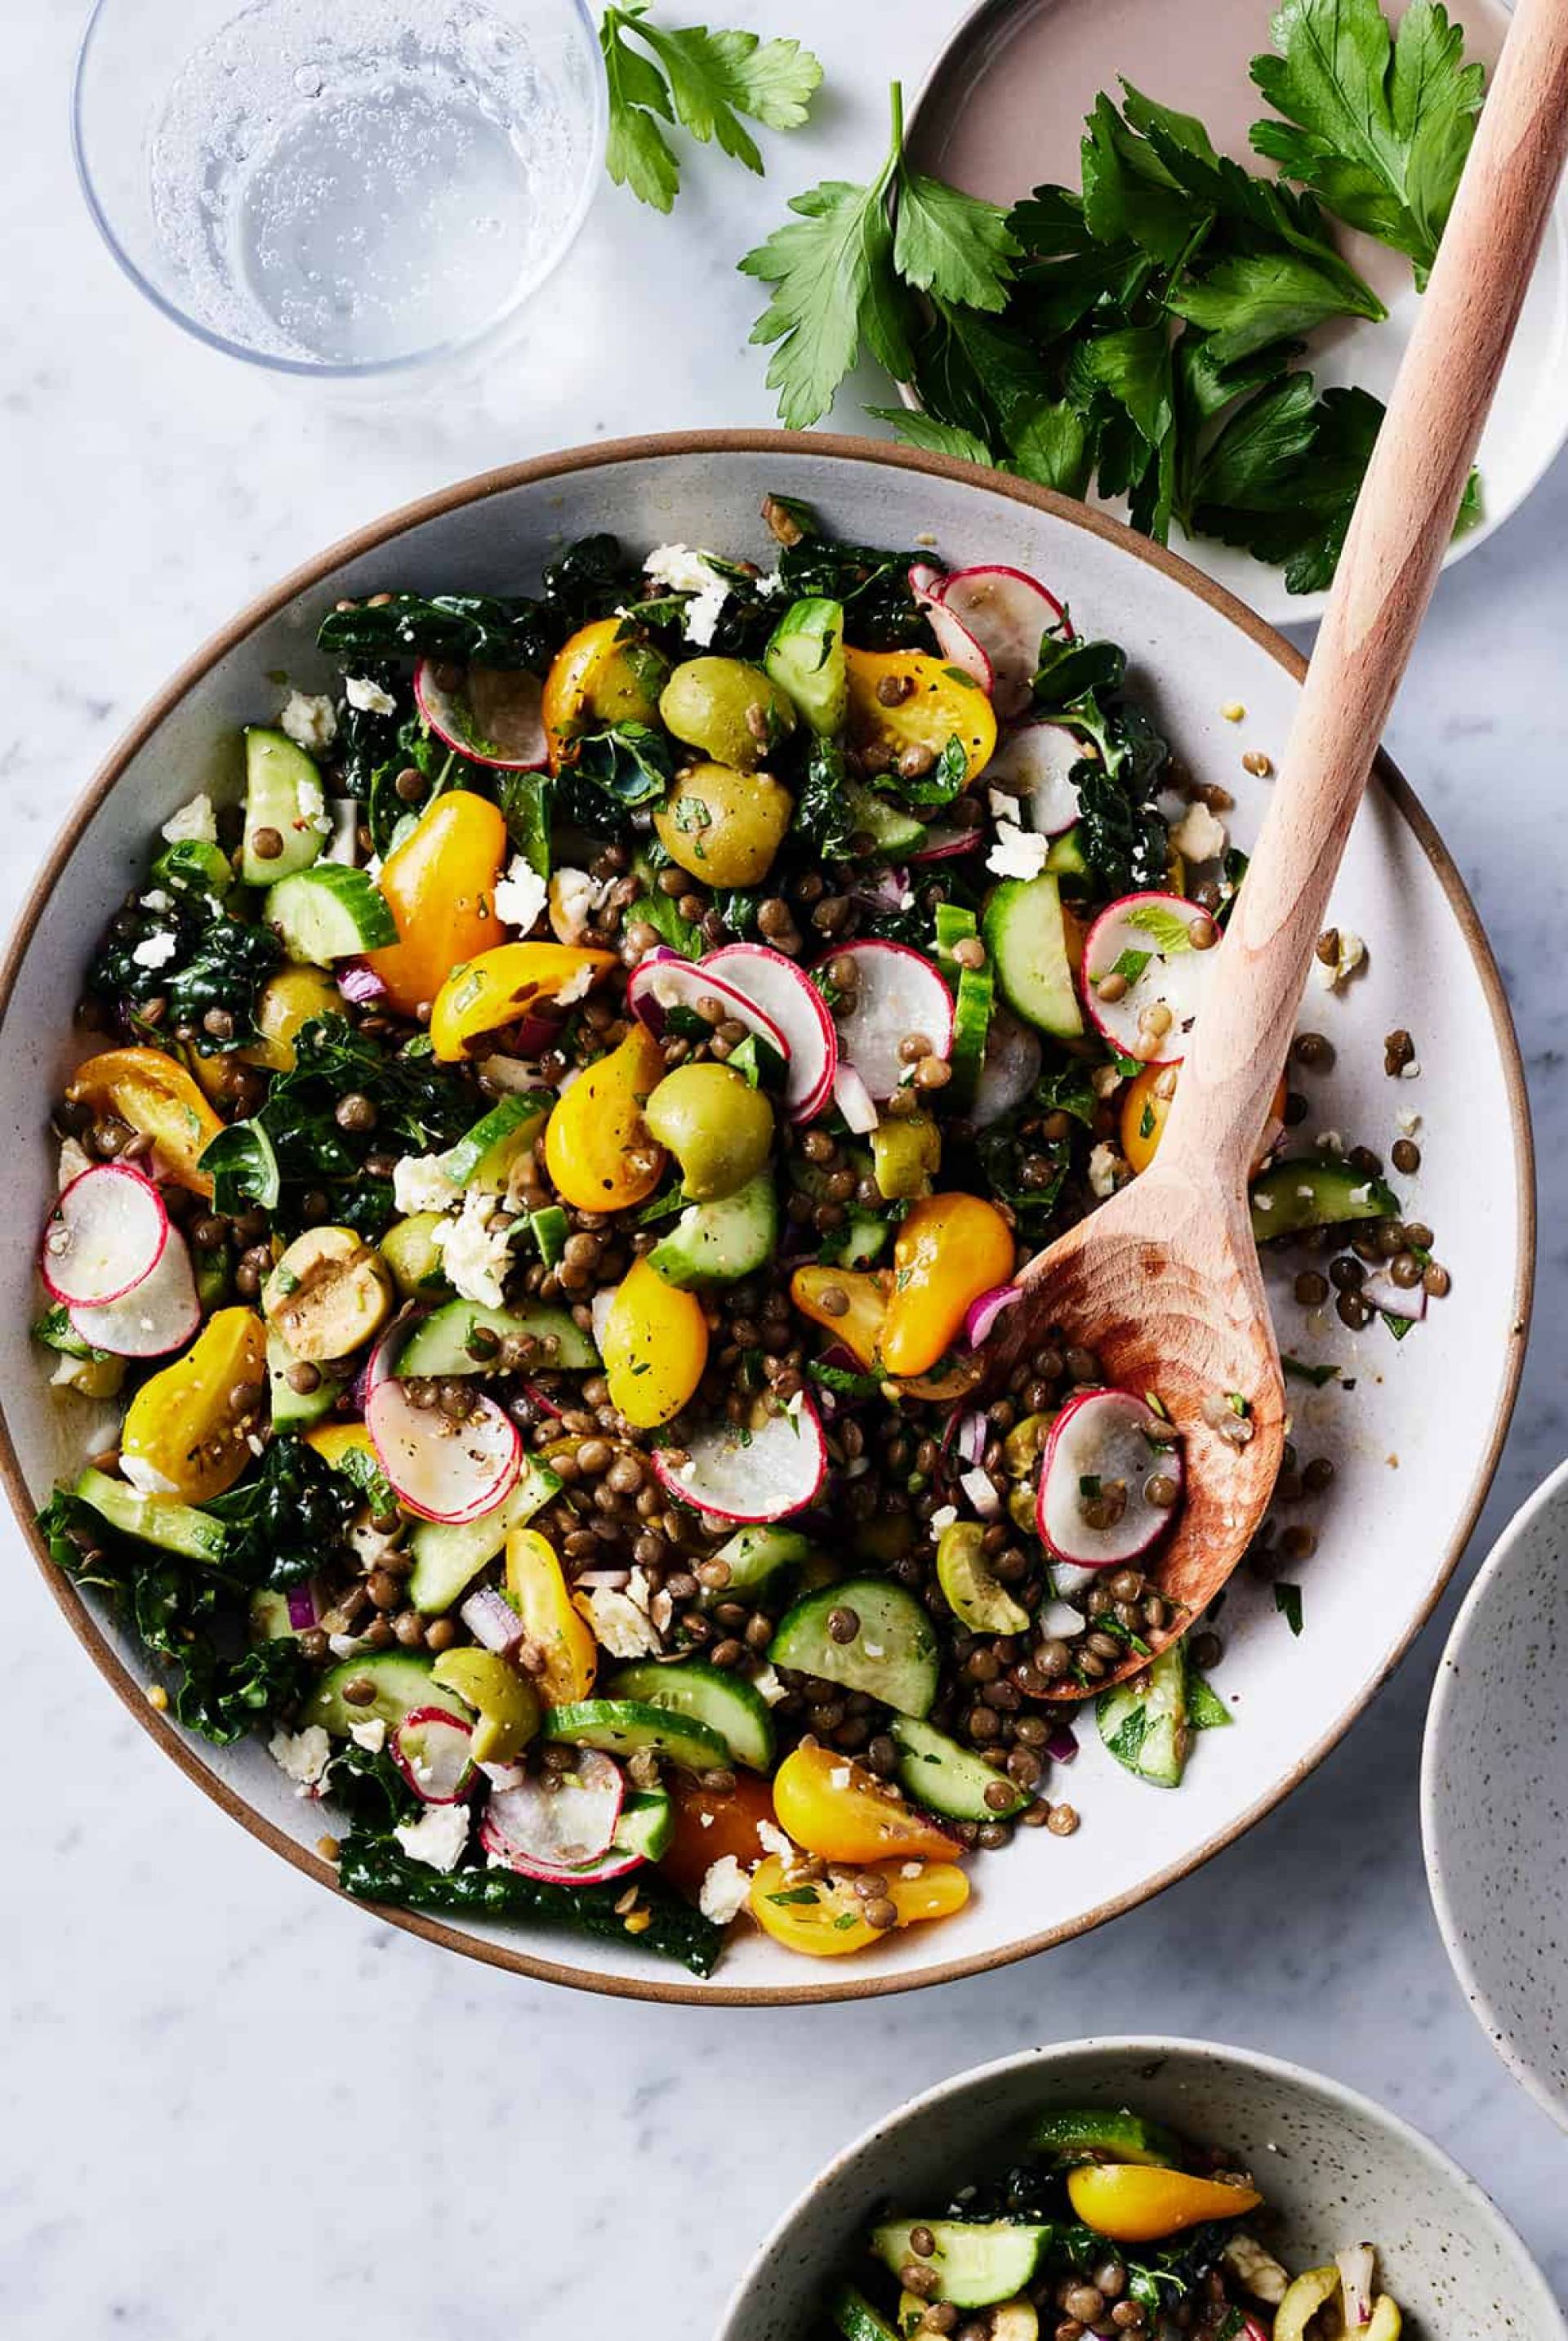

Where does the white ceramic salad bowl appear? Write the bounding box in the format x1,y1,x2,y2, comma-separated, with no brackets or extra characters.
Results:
0,432,1532,2003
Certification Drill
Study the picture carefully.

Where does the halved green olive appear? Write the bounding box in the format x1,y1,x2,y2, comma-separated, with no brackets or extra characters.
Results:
659,658,796,772
644,1063,774,1202
653,760,793,886
263,1225,394,1361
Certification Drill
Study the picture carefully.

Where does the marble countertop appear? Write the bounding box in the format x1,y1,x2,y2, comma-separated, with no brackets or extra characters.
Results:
4,2,1565,2331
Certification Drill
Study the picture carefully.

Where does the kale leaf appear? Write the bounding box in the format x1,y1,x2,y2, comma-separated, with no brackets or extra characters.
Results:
793,737,859,862
319,594,556,670
775,533,932,650
333,662,405,799
570,720,675,808
256,1014,475,1233
1032,634,1170,894
87,891,280,1054
206,1436,359,1591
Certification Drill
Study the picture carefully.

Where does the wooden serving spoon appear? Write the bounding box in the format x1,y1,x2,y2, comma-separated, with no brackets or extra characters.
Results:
991,0,1568,1700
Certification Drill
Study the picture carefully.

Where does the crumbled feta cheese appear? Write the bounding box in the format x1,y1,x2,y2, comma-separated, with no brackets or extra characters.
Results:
140,889,173,915
830,1766,853,1790
1312,928,1365,992
345,676,398,716
57,1136,91,1193
394,1804,471,1874
578,1569,664,1661
987,820,1051,883
929,1504,959,1533
269,1723,332,1790
279,690,336,751
348,1719,387,1754
1396,1108,1422,1137
987,787,1022,820
1223,2234,1289,2307
391,1152,460,1215
643,544,733,647
1316,1129,1344,1153
120,1453,178,1496
160,792,219,845
549,866,608,945
1088,1141,1125,1200
294,769,326,832
1173,800,1227,863
327,1632,367,1659
1400,1058,1421,1080
492,856,549,934
901,1862,924,1879
432,1187,515,1309
130,930,179,973
553,962,597,1007
756,1820,795,1862
697,1853,753,1925
751,1665,787,1707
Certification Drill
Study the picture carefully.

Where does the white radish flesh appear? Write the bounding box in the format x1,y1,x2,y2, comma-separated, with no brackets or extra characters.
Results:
482,1749,624,1876
1081,892,1216,1065
40,1163,168,1307
909,566,995,693
820,939,953,1102
1037,1389,1183,1567
415,658,547,773
626,951,791,1064
987,721,1093,836
67,1228,200,1358
390,1708,476,1804
651,1393,827,1523
366,1378,521,1524
702,943,837,1119
936,565,1067,719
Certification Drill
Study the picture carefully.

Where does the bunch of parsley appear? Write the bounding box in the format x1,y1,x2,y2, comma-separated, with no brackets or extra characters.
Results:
599,4,822,212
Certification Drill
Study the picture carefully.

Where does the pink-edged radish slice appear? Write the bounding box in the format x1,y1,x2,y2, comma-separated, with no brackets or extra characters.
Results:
1081,892,1215,1066
1356,1264,1428,1322
67,1227,200,1358
1037,1388,1184,1568
414,658,548,773
390,1707,476,1804
548,1842,645,1887
987,721,1094,836
702,943,837,1121
908,823,986,863
481,1749,624,1879
363,1307,425,1404
365,1376,520,1525
936,565,1068,720
39,1162,169,1307
970,1007,1042,1130
651,1391,827,1523
626,949,791,1065
908,564,995,693
822,939,953,1102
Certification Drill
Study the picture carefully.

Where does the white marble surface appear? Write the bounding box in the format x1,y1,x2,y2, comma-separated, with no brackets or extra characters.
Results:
3,2,1566,2332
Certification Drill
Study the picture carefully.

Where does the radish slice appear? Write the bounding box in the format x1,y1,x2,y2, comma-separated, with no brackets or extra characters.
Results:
651,1392,827,1523
626,949,791,1065
970,1008,1042,1130
1357,1264,1428,1322
40,1163,168,1307
908,823,985,863
702,943,837,1121
366,1378,521,1524
1081,892,1215,1066
482,1749,624,1878
908,564,995,693
390,1707,476,1804
987,721,1093,836
936,565,1067,720
68,1228,199,1358
546,1842,646,1887
832,1062,879,1135
1037,1389,1183,1567
823,939,954,1102
415,658,547,773
364,1309,425,1403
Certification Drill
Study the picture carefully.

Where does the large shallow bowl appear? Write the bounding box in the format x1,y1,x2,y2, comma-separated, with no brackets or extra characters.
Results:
1423,1456,1568,2133
717,2037,1567,2340
0,432,1532,2004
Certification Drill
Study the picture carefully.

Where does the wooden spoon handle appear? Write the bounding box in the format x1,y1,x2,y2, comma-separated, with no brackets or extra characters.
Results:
1159,0,1568,1188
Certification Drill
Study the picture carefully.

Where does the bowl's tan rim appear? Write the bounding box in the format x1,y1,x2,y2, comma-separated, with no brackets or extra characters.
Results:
0,429,1535,2009
715,2036,1568,2341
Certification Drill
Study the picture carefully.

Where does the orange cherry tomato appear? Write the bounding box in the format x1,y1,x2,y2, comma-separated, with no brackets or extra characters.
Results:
1066,2165,1263,2245
118,1308,268,1501
429,939,617,1063
749,1853,969,1957
1122,1063,1288,1177
772,1744,962,1865
791,1265,890,1372
660,1771,778,1898
505,1527,597,1705
543,1023,666,1212
880,1193,1016,1379
363,791,508,1019
66,1046,226,1195
844,648,997,786
542,618,670,773
598,1255,709,1429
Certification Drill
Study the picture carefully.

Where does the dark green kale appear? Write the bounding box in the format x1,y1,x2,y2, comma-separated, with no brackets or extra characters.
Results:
1031,633,1170,895
254,1014,476,1234
541,533,633,627
774,533,933,650
198,1121,281,1214
972,1112,1070,1238
794,738,859,863
570,720,675,808
318,593,558,670
334,661,405,798
87,891,280,1055
205,1435,358,1591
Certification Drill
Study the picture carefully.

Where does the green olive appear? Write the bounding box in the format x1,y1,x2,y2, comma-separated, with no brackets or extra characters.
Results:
659,658,796,772
644,1063,775,1202
653,760,793,887
870,1110,941,1200
263,1225,394,1361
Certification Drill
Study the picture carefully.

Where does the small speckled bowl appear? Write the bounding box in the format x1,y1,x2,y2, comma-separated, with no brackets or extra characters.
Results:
1423,1458,1568,2131
717,2038,1567,2341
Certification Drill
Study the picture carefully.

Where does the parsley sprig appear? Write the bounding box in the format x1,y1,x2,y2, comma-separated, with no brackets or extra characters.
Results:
600,4,822,212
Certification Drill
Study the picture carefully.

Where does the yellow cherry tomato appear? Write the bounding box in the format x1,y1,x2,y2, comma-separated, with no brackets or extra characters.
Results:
844,647,997,786
599,1255,709,1429
363,791,508,1019
749,1854,969,1957
880,1193,1016,1379
304,1420,378,1474
429,939,617,1062
505,1527,598,1705
543,618,670,772
1121,1063,1288,1177
791,1264,890,1371
544,1023,666,1211
242,965,344,1072
773,1744,962,1865
1066,2165,1262,2245
119,1308,268,1502
66,1046,225,1195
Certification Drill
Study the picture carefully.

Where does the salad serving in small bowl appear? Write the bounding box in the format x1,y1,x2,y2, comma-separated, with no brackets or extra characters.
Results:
0,435,1530,2001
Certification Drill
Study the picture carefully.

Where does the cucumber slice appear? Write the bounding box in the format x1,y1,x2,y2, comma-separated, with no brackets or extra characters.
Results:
982,872,1083,1039
770,1577,938,1718
530,1205,570,1268
302,1651,472,1737
544,1697,731,1774
265,865,397,965
604,1661,775,1771
933,904,992,1107
443,1093,552,1192
889,1715,1027,1822
615,1786,675,1862
764,595,848,735
871,2223,1055,2309
1046,827,1089,881
398,1300,598,1377
1250,1153,1399,1242
249,1587,297,1642
242,727,327,887
844,779,928,857
829,2285,902,2341
820,1211,890,1269
74,1466,226,1566
708,1523,811,1603
1028,2107,1180,2167
647,1170,778,1288
406,1452,563,1613
266,1327,341,1428
1096,1641,1191,1786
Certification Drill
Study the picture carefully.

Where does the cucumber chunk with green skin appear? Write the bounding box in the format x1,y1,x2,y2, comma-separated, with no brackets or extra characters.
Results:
647,1170,778,1288
604,1661,775,1770
934,904,993,1107
249,1587,297,1642
707,1523,811,1603
242,727,327,887
983,872,1083,1038
615,1786,675,1862
843,780,928,857
1096,1640,1190,1786
544,1697,731,1773
890,1715,1027,1822
830,2285,902,2341
1027,2107,1181,2167
530,1205,570,1267
302,1651,472,1737
266,865,398,964
379,1214,450,1298
1046,826,1089,880
771,1577,939,1717
73,1466,226,1566
871,2223,1056,2308
267,1327,341,1428
1250,1153,1399,1242
441,1093,553,1191
764,595,848,735
406,1453,563,1613
398,1300,598,1377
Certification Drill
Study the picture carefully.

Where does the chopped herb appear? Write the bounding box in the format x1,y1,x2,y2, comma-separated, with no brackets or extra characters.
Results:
1274,1581,1305,1635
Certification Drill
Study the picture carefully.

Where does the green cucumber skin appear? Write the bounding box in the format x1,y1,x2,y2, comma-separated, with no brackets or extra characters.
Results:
614,1788,675,1862
605,1660,775,1770
830,2285,902,2341
399,1300,598,1377
844,779,927,856
302,1651,471,1737
443,1094,551,1190
708,1524,810,1603
406,1456,562,1614
267,1329,341,1429
871,2222,1054,2309
889,1715,1027,1822
544,1697,732,1773
74,1467,226,1567
1250,1153,1398,1242
1096,1641,1189,1786
647,1171,778,1288
243,728,326,888
265,866,398,965
982,872,1083,1039
1027,2107,1180,2167
764,595,849,736
770,1576,938,1718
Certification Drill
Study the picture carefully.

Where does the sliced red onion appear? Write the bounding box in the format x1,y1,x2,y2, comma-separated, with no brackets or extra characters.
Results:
286,1584,319,1632
854,866,913,915
337,961,387,1005
833,1061,880,1135
461,1584,525,1654
964,1282,1023,1347
907,823,985,863
1356,1264,1428,1322
519,1379,564,1419
510,1010,564,1058
1040,1598,1086,1639
958,1465,1002,1519
1337,2246,1376,2332
957,1410,988,1467
1045,1721,1080,1764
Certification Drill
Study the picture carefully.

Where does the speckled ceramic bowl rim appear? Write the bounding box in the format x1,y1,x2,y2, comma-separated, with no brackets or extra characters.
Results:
0,430,1535,2005
1421,1452,1568,2133
714,2035,1568,2339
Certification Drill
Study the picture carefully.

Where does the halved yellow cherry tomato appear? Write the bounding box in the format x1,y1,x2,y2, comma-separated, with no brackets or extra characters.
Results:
880,1193,1016,1379
430,939,617,1062
242,965,344,1072
544,1023,666,1211
772,1744,962,1864
749,1853,969,1956
364,791,508,1019
1121,1063,1288,1177
304,1420,378,1474
1066,2165,1262,2245
791,1264,890,1371
66,1046,225,1194
543,618,670,772
119,1308,268,1502
844,648,997,786
506,1526,597,1704
599,1255,709,1429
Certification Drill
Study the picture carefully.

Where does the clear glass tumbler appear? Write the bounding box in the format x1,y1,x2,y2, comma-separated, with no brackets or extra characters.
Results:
73,0,606,377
